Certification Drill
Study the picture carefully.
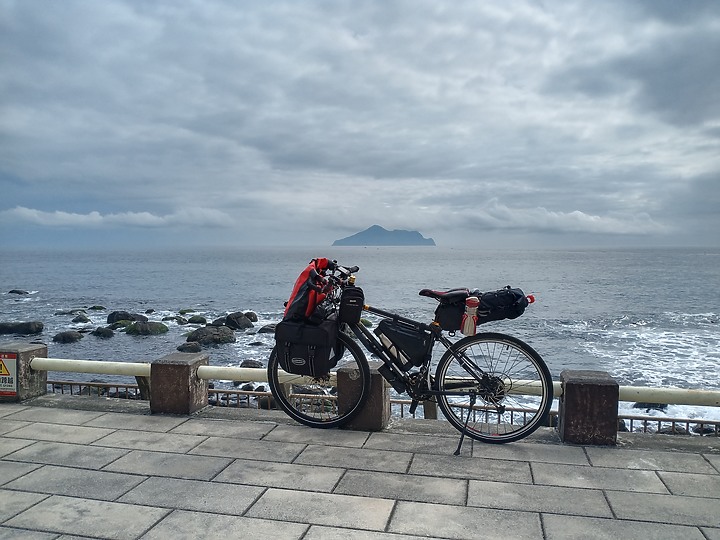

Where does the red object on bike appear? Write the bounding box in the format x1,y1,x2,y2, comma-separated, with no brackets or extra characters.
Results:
526,294,536,304
283,258,333,321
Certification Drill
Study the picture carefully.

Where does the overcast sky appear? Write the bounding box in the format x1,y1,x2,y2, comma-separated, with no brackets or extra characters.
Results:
1,0,719,250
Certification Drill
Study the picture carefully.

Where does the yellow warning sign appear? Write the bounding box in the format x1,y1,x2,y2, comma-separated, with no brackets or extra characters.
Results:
0,360,9,376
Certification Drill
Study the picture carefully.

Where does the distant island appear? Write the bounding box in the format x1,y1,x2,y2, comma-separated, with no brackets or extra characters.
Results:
332,225,436,246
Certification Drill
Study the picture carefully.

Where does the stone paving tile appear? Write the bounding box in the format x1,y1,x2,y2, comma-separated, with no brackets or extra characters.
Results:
0,528,57,540
189,436,305,462
0,405,28,417
409,453,532,483
91,429,206,453
702,527,720,540
140,509,308,540
4,465,147,501
0,437,33,458
295,444,412,473
0,461,42,485
472,440,590,465
84,412,189,432
168,417,275,439
3,408,105,426
606,490,720,528
5,441,129,470
532,462,669,493
586,447,719,474
389,500,542,540
0,489,49,522
467,480,613,518
4,423,114,445
543,514,706,540
245,488,394,530
364,432,460,455
119,477,264,515
5,495,170,540
0,420,31,436
705,453,720,473
103,449,232,481
659,470,720,498
335,469,467,505
264,424,370,447
304,526,433,540
214,457,344,492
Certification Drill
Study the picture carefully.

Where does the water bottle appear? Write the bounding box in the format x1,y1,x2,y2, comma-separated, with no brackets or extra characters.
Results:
461,296,480,336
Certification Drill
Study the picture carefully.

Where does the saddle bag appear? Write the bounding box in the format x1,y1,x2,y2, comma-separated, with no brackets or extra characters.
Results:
339,286,364,325
274,319,338,377
477,286,529,324
434,299,467,332
374,319,432,372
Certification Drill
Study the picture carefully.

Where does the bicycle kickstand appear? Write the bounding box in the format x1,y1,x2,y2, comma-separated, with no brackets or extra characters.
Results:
453,394,477,456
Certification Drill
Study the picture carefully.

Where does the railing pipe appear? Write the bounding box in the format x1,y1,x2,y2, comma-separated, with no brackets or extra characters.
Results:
28,357,720,408
30,357,150,377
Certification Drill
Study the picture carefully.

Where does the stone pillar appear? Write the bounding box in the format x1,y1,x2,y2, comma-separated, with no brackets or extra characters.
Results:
0,342,47,403
338,361,390,431
559,370,619,445
150,352,208,415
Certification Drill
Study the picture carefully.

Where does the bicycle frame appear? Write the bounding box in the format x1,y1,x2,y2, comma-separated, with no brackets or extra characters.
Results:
347,303,489,402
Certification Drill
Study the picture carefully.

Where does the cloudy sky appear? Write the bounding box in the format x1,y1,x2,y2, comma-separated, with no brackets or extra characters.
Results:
1,0,719,250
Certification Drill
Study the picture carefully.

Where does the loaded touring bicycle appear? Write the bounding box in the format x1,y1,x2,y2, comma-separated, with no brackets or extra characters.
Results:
268,258,553,453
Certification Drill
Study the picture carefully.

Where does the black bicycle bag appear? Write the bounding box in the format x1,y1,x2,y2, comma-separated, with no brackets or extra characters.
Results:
374,319,432,372
339,286,364,325
434,299,467,332
477,286,529,324
274,319,338,377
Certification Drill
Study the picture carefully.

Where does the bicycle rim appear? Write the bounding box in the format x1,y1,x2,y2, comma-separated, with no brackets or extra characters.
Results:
435,332,553,443
268,331,371,428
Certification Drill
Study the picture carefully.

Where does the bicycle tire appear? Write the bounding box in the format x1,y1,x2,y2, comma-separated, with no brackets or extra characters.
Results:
267,331,371,428
435,332,553,444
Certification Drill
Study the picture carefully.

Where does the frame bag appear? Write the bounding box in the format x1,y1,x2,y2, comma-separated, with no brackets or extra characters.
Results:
274,319,338,377
374,319,432,372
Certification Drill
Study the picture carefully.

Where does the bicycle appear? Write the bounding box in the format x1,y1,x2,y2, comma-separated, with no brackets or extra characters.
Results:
267,261,553,451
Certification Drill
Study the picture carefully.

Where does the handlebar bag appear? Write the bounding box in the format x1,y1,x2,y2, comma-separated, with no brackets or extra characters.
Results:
275,318,338,377
339,286,364,325
477,287,529,325
374,319,432,372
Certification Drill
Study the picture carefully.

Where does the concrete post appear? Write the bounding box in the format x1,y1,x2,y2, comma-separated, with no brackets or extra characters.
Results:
559,370,619,445
0,341,47,403
150,352,208,415
338,361,390,431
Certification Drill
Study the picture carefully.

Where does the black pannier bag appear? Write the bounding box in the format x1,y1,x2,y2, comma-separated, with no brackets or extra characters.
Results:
339,286,364,325
374,319,432,372
274,319,338,377
476,286,529,325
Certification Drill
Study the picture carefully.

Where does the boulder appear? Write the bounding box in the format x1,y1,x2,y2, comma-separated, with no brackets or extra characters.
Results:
91,327,114,338
107,311,148,324
88,305,106,311
186,325,236,345
163,315,188,325
0,321,44,335
177,341,202,353
126,321,169,336
53,331,83,343
72,314,91,323
225,311,253,330
8,289,29,295
187,315,207,325
244,311,258,322
240,359,264,369
258,324,276,334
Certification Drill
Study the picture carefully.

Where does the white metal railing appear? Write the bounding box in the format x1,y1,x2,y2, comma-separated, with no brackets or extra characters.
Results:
29,357,720,408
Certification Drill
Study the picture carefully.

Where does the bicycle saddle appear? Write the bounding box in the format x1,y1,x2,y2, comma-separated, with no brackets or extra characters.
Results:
418,288,469,302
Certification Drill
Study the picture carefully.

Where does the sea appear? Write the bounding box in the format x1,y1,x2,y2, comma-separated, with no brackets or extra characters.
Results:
2,246,719,422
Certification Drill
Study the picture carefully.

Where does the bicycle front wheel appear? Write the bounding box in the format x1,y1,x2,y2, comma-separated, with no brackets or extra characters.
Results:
435,332,553,444
267,331,371,429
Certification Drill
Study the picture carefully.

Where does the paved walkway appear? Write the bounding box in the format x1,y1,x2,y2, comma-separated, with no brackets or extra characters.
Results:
1,395,719,540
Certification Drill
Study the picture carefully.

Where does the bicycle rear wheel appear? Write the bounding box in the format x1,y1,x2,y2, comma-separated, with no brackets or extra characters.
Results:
435,332,553,443
267,331,371,428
